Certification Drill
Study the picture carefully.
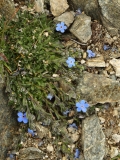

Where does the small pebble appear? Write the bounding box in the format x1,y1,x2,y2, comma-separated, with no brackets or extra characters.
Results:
81,59,86,64
83,52,87,59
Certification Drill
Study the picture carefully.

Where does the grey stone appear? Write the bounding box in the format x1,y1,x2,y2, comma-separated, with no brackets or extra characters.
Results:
54,11,75,27
35,122,50,139
68,0,120,35
70,14,92,43
76,72,120,105
18,147,44,160
0,62,18,159
82,115,105,160
98,0,120,35
50,0,69,17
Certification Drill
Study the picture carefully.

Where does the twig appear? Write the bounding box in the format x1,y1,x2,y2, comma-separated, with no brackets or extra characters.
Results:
70,38,88,46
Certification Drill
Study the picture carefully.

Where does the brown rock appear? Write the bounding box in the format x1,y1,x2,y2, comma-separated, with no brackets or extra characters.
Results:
50,0,69,17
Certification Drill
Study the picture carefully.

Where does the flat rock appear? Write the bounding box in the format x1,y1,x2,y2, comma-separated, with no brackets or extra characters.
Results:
50,0,69,17
18,147,44,160
86,55,105,67
54,11,75,27
70,14,92,43
109,58,120,77
82,115,105,160
76,72,120,105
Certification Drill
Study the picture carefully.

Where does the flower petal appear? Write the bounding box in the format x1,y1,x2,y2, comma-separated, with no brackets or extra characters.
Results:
76,107,82,112
60,29,65,33
56,26,60,31
81,107,87,113
17,112,23,117
61,22,65,26
84,103,89,108
23,117,28,123
17,117,23,122
76,102,81,108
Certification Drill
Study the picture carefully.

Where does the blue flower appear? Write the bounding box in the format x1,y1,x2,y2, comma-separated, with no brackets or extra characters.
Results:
9,154,14,159
68,123,78,129
76,100,89,113
56,22,67,33
47,93,53,100
66,57,75,68
103,44,111,51
28,128,35,136
63,110,70,115
75,8,81,16
74,148,80,158
17,112,28,123
87,50,95,58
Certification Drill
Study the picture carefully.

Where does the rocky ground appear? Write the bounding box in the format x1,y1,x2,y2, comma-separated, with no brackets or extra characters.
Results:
0,0,120,160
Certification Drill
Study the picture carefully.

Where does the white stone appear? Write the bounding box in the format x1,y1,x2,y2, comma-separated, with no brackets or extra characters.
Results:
110,147,119,158
81,59,86,64
99,117,105,123
109,58,120,77
112,134,120,143
50,0,69,17
47,144,54,152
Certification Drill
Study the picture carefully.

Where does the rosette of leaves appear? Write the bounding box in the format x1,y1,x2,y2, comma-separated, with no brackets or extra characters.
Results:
1,10,73,124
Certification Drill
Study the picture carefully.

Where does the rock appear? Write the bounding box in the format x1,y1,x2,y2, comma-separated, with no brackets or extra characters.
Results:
0,0,15,20
34,0,44,13
76,72,120,105
47,144,54,152
112,134,120,143
98,0,120,35
35,123,50,139
99,117,105,124
70,14,92,43
82,115,105,160
50,0,69,17
68,131,79,143
18,147,44,159
54,11,75,27
109,59,120,77
110,146,119,158
0,62,18,159
86,55,105,67
68,0,120,35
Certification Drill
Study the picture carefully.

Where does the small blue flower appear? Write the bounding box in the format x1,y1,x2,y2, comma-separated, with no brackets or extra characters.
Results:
47,93,53,100
66,57,75,68
87,50,95,58
63,109,70,115
76,100,89,113
56,22,67,33
74,148,80,158
68,123,78,129
103,44,111,51
75,8,81,16
28,128,35,136
17,112,28,123
9,154,14,159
